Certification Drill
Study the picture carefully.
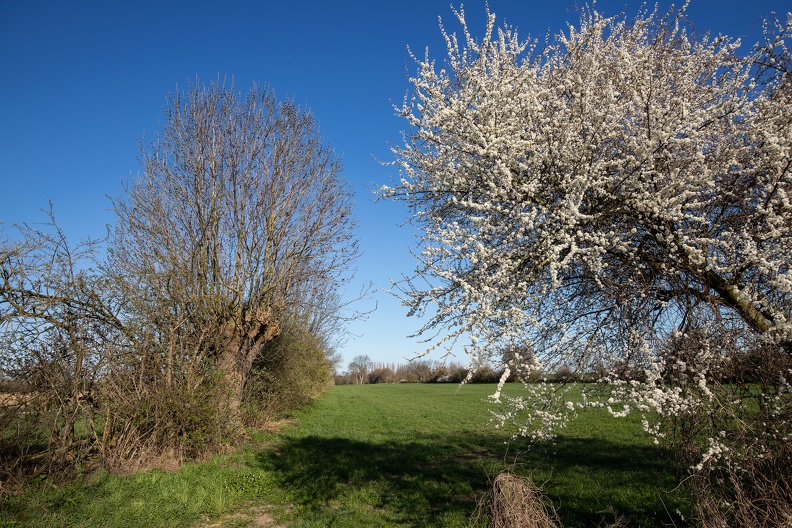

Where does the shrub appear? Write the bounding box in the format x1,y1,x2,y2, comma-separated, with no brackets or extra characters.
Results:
95,365,234,470
395,361,434,383
368,367,398,384
469,366,502,384
242,324,333,424
333,373,356,385
425,362,464,383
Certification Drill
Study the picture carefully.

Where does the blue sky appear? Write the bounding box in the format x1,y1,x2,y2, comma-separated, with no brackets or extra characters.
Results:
1,0,785,369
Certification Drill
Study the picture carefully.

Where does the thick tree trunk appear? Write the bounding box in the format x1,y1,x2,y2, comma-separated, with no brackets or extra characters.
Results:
217,308,280,418
704,270,792,354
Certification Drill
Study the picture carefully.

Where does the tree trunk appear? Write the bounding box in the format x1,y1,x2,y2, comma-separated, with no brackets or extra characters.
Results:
704,270,792,354
217,308,280,418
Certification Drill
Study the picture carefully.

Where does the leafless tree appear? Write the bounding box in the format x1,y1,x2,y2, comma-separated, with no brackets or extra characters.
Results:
107,79,359,419
0,209,130,478
347,354,372,384
0,80,360,480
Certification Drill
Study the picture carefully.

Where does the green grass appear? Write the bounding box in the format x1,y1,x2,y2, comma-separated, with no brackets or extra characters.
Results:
0,383,692,527
0,453,283,528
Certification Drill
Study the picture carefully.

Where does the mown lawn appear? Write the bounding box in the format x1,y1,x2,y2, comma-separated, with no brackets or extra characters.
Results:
0,383,692,527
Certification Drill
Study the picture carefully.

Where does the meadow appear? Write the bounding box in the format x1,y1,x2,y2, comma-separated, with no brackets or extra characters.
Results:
0,383,692,527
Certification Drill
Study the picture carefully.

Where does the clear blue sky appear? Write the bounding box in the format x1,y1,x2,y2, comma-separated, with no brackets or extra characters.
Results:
1,0,785,369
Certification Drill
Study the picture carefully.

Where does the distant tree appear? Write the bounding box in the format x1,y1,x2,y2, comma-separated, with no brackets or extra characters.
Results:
327,351,344,376
347,354,372,384
384,5,792,524
396,360,434,383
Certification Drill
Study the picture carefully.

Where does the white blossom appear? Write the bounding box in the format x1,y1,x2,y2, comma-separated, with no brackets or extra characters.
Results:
384,3,792,484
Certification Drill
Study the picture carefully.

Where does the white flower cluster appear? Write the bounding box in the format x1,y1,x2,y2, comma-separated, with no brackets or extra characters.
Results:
384,3,792,467
489,382,578,442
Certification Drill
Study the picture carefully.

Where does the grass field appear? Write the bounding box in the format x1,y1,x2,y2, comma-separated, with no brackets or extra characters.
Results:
0,383,692,527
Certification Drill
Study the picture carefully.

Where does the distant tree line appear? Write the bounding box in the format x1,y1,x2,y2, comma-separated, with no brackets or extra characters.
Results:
335,353,540,385
335,343,774,386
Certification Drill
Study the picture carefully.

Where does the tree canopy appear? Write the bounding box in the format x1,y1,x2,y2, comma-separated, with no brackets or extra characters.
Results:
383,5,792,524
385,4,791,382
109,81,358,407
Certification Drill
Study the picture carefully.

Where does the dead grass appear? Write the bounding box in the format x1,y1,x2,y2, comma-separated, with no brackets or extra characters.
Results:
199,504,285,528
474,472,560,528
258,419,293,434
0,391,35,407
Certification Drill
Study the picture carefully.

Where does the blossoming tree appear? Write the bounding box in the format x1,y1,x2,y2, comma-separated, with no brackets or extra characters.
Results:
383,4,792,524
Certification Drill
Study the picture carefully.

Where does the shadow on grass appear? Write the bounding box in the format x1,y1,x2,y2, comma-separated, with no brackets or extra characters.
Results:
527,438,690,527
253,432,690,527
254,433,500,526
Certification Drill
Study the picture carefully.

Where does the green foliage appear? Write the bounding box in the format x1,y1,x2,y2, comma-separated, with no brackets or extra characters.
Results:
97,366,235,464
242,325,333,423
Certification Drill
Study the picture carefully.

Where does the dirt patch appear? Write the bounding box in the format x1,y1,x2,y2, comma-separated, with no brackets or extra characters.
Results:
199,504,285,528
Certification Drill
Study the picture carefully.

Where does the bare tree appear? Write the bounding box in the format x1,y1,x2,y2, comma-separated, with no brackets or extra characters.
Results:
0,209,130,478
0,83,357,476
347,354,372,384
107,80,359,418
0,81,359,479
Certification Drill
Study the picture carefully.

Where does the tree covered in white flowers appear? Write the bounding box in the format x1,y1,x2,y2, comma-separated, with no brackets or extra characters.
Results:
383,4,792,525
